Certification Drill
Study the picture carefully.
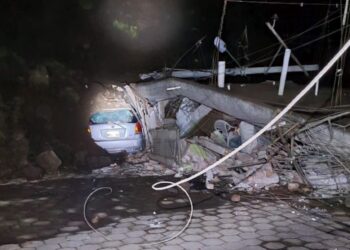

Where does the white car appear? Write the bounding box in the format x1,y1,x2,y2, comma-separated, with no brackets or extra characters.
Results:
88,108,144,154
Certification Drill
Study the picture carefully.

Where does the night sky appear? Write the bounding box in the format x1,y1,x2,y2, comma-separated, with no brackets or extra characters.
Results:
0,0,343,80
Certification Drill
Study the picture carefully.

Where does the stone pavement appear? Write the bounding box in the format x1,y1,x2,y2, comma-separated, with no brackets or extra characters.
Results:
1,176,350,250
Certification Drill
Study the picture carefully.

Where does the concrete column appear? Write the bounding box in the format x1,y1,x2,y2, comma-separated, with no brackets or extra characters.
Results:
278,49,291,96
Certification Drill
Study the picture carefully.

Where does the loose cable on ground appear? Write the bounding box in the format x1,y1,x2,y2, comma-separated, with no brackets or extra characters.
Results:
83,182,193,246
141,181,193,246
228,0,341,7
83,187,113,240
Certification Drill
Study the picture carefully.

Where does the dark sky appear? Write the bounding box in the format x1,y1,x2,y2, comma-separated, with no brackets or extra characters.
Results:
0,0,344,81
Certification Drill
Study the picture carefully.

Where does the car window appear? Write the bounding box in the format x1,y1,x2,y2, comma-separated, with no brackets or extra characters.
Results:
90,109,137,124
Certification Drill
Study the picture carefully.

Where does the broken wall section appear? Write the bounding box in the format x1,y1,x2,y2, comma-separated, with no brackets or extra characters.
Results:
126,79,350,196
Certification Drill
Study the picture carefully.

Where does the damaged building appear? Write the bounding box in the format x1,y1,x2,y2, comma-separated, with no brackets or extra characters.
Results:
121,78,350,198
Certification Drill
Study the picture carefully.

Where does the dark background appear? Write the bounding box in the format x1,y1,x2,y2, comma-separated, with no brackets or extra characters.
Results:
0,0,343,79
0,0,346,178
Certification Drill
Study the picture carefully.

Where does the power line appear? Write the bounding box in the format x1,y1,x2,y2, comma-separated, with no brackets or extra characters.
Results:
228,0,343,7
244,24,348,67
231,8,341,63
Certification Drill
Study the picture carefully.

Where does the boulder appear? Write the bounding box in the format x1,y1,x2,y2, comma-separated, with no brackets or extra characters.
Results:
23,164,43,180
36,150,62,174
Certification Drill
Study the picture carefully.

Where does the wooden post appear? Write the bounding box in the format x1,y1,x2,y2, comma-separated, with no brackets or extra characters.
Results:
265,45,283,74
278,49,291,96
266,22,309,77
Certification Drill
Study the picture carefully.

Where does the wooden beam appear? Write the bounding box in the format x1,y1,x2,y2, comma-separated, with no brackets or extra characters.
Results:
266,22,310,77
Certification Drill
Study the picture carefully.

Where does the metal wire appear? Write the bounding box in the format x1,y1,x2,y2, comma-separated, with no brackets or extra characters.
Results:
228,0,342,7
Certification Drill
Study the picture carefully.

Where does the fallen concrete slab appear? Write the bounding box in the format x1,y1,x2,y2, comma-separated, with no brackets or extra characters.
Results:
131,78,278,126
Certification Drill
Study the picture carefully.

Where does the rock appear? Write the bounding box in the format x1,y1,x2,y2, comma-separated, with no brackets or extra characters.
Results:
91,212,108,224
146,165,154,171
206,182,214,189
284,170,304,184
91,215,99,224
301,186,312,193
92,165,119,174
22,164,43,180
231,194,241,202
239,121,258,154
257,150,267,160
36,150,62,174
288,182,300,192
236,163,279,189
164,169,175,175
181,143,217,172
154,165,164,171
235,152,254,162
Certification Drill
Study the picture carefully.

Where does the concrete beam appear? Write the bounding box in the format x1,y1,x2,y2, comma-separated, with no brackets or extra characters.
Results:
131,78,279,126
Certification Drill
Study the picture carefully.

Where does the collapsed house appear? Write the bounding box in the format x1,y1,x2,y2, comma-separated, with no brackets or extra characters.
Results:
123,78,350,197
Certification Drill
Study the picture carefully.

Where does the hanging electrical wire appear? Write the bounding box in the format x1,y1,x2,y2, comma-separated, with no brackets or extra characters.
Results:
169,36,206,74
228,0,343,7
244,23,350,67
231,9,341,65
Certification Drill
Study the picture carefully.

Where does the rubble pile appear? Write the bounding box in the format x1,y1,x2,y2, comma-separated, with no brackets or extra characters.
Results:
126,80,350,197
92,152,176,177
293,144,350,197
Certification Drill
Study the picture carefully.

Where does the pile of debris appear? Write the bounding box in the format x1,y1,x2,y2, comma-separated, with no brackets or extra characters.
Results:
91,152,176,177
124,78,350,198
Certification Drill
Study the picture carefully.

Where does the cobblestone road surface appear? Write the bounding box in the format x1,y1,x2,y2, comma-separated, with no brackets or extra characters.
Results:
0,176,349,250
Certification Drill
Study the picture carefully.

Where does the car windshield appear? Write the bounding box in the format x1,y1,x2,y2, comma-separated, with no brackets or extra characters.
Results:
90,109,137,124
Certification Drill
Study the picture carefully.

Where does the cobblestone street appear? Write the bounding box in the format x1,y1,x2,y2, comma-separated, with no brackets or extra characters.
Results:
1,176,350,250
